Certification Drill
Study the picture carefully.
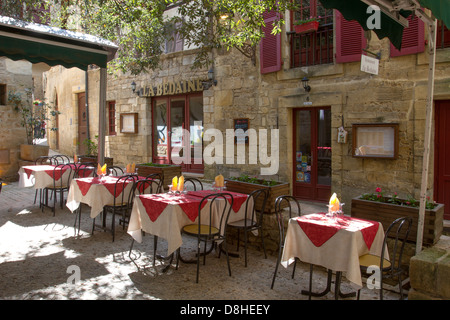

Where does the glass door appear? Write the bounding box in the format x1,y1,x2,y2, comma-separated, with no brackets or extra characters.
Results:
293,107,331,202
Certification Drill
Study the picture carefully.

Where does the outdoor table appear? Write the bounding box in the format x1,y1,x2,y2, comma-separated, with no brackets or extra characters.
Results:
127,190,251,257
66,175,151,219
281,212,387,298
18,164,73,189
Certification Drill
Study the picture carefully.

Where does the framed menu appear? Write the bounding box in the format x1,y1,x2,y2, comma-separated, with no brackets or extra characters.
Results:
234,118,249,144
352,123,399,159
120,113,138,133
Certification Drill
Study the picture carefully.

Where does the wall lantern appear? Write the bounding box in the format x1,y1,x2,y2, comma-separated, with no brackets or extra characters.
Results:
131,81,137,93
302,77,311,92
203,67,218,89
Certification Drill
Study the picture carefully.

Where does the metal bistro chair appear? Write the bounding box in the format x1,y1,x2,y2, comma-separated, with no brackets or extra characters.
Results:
357,216,413,300
176,193,234,283
226,188,270,267
52,154,71,164
107,166,124,177
184,177,204,191
270,195,302,289
41,163,74,216
93,175,137,242
74,164,96,178
34,156,56,205
145,173,164,193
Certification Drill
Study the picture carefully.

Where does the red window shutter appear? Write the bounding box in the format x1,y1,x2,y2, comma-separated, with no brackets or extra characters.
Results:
390,15,424,57
335,11,366,63
260,11,281,74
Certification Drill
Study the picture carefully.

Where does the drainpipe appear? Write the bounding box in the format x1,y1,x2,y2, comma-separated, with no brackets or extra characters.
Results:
85,69,90,140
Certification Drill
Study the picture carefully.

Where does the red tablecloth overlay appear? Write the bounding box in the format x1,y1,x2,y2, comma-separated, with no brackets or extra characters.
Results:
188,190,248,213
139,193,207,222
24,165,67,180
295,213,379,249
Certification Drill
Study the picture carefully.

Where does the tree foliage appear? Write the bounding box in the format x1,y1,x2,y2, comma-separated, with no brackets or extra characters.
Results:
1,0,298,74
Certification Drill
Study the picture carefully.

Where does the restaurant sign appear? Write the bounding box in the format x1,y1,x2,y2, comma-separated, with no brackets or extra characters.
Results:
139,79,204,97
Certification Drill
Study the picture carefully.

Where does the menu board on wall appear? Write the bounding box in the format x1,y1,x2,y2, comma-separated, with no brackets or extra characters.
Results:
352,123,399,159
234,118,249,144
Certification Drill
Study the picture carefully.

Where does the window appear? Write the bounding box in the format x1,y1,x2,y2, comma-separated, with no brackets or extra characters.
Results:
437,20,450,49
290,0,334,68
164,21,184,54
108,101,116,136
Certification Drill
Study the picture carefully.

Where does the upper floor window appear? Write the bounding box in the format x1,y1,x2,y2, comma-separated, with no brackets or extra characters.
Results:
437,20,450,49
164,21,184,54
290,0,334,68
108,101,116,136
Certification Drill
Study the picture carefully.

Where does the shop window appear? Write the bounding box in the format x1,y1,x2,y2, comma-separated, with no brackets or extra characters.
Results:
437,19,450,49
289,0,334,68
108,101,116,136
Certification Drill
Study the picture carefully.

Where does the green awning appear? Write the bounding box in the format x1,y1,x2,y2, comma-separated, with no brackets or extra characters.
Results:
0,16,117,70
320,0,450,50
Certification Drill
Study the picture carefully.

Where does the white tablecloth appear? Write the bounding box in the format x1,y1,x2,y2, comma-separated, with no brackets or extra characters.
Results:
18,165,72,189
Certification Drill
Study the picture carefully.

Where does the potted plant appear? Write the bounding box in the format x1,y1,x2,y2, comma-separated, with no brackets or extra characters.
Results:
8,90,59,162
135,162,182,188
225,175,290,214
78,135,114,167
351,187,444,246
293,16,320,34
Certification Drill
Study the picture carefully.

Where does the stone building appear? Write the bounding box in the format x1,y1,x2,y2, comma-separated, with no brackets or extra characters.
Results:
43,5,450,219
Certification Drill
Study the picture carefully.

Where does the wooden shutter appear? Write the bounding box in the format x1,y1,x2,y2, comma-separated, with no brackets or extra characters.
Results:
335,11,366,63
390,15,424,57
260,11,281,74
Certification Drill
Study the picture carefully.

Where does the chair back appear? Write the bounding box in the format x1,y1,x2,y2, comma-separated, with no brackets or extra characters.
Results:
184,177,204,191
145,173,163,193
133,177,160,196
274,195,302,250
52,164,74,189
74,164,95,178
380,216,413,273
108,166,124,176
198,192,234,239
52,155,70,164
35,156,55,165
112,175,138,208
245,188,270,227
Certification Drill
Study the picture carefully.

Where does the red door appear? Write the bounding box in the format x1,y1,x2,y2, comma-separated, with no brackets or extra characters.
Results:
434,100,450,219
293,107,331,202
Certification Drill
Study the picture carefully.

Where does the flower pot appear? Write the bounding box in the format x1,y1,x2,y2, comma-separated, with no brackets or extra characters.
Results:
20,144,50,162
294,21,319,34
351,197,444,246
136,163,182,189
224,179,290,214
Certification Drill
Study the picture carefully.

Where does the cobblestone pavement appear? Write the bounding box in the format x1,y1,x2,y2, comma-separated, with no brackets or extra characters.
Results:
0,173,401,303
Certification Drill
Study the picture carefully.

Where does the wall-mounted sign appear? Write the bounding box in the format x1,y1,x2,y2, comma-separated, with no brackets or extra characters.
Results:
139,79,204,97
361,54,379,75
234,118,249,144
120,113,138,133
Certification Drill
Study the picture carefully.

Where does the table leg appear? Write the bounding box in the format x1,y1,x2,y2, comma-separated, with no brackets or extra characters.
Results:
301,269,356,300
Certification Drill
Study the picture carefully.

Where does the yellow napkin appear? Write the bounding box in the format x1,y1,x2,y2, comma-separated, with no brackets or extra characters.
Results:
172,176,178,191
329,193,340,212
178,175,184,191
74,154,78,163
215,174,224,187
126,164,130,173
97,164,107,176
131,163,136,173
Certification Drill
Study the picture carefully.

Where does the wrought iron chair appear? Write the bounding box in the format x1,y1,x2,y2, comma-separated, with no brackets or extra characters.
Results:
107,165,124,176
145,173,163,193
184,177,204,191
93,175,137,242
226,188,270,267
41,163,74,216
74,164,96,178
270,195,302,289
357,216,413,300
176,193,234,283
52,154,71,164
33,156,56,205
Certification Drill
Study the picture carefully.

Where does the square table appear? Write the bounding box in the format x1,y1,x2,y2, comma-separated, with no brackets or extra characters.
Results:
281,212,387,297
19,164,73,189
127,190,251,257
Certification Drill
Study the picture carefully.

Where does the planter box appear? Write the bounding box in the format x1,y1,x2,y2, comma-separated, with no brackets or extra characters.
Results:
294,21,319,34
136,163,182,189
225,179,290,214
351,197,444,246
20,144,49,162
79,155,114,167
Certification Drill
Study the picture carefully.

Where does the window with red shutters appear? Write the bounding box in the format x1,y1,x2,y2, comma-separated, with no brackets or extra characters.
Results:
390,15,424,57
260,10,281,74
108,101,116,136
437,20,450,49
335,11,366,63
